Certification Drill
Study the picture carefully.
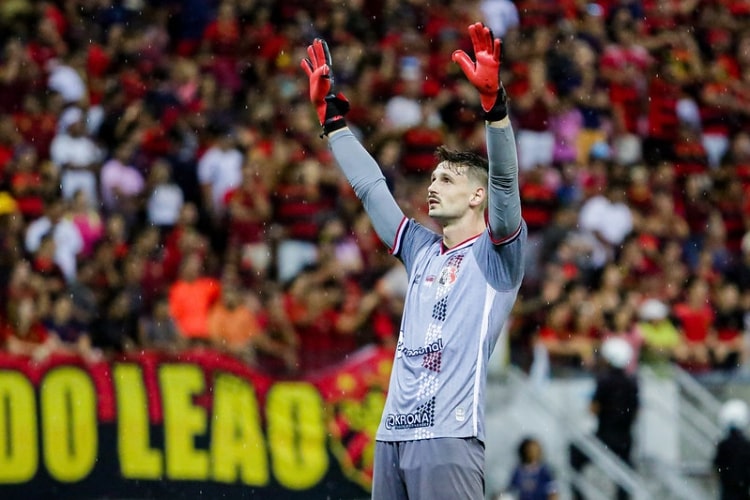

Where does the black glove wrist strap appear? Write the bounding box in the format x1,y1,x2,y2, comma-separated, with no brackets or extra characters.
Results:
321,93,350,137
483,84,508,122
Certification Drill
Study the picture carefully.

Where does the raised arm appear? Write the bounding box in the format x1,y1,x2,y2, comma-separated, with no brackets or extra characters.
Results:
453,22,522,242
301,39,405,248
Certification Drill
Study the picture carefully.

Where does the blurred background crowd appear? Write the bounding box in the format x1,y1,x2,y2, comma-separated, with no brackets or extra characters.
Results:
0,0,749,379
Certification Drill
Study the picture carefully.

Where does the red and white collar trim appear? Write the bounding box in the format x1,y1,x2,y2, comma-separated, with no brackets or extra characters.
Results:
441,233,482,254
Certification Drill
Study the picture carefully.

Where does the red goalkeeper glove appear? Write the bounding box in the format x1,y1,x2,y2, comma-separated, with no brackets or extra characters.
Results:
300,38,350,136
451,22,508,121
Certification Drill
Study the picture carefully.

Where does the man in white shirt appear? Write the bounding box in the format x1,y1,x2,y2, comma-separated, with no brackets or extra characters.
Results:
578,182,633,269
197,127,243,221
47,56,86,105
49,111,103,206
25,198,84,283
147,159,184,228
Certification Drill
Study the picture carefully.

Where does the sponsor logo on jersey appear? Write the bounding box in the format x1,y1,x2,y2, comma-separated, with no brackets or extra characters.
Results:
396,338,443,358
384,397,435,430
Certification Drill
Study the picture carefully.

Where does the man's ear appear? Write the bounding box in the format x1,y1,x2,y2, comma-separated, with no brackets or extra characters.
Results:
470,186,486,207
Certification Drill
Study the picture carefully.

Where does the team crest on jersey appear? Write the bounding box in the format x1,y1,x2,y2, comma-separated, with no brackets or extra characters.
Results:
437,253,465,289
438,266,457,286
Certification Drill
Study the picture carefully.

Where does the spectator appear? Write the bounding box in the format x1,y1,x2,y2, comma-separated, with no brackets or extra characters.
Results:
570,47,611,164
712,282,747,372
93,289,138,354
138,294,184,353
511,57,558,172
637,298,682,368
12,94,57,161
29,233,66,295
99,141,145,224
24,197,83,283
519,164,558,286
0,39,41,115
88,237,123,297
272,157,337,284
168,251,221,346
714,399,750,500
549,96,583,166
207,284,264,363
639,189,690,246
208,284,296,369
225,158,272,282
161,202,207,282
129,226,168,310
3,294,53,362
500,436,559,500
197,124,243,223
8,146,45,221
282,264,363,372
592,263,627,318
69,188,104,257
254,284,300,376
599,14,651,166
145,158,184,229
68,258,100,331
672,277,714,373
383,63,433,131
46,53,86,105
44,294,100,362
701,57,738,169
602,306,643,376
570,337,639,500
49,108,103,205
680,173,713,268
537,300,594,372
317,216,366,278
577,180,634,277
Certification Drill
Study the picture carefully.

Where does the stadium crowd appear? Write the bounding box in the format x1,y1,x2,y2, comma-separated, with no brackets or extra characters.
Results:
0,0,749,378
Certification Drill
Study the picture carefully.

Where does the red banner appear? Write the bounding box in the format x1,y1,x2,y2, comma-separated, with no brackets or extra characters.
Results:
0,346,394,499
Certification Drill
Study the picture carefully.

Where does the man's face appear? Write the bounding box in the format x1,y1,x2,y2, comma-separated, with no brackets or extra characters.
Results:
427,162,477,223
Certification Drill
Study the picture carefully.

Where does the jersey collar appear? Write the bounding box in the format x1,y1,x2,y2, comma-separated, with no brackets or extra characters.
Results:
441,232,482,254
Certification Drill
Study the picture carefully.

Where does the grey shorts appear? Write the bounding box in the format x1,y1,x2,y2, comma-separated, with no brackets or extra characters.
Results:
371,437,485,500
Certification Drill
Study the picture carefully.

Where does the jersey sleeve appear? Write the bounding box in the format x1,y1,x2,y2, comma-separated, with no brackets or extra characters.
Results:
486,121,523,244
472,222,526,291
328,130,405,248
390,218,441,275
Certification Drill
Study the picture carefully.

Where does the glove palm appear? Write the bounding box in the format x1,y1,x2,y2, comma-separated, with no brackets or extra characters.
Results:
452,22,508,121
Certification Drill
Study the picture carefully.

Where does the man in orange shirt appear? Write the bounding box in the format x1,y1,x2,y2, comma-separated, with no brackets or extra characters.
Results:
168,251,221,345
208,285,262,358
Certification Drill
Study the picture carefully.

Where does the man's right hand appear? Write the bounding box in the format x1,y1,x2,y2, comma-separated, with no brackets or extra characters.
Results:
300,38,349,136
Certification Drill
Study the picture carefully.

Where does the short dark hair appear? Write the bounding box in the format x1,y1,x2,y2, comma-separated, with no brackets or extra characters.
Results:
434,146,489,197
435,146,488,173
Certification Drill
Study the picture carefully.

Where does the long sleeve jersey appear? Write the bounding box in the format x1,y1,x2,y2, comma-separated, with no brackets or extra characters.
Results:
328,122,526,443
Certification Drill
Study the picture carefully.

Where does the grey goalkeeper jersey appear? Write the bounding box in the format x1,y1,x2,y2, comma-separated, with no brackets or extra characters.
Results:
328,123,526,444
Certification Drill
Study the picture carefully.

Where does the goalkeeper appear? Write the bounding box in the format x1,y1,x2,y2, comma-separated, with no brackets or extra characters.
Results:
301,22,526,499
